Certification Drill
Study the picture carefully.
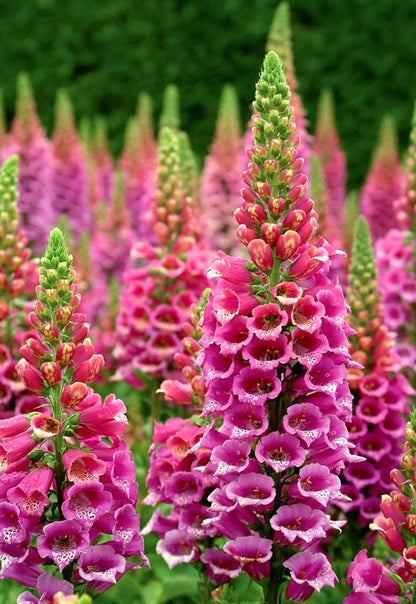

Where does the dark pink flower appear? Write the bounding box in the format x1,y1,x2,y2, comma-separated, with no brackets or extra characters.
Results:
283,403,330,446
7,466,53,520
77,544,126,588
200,548,240,585
246,303,288,340
211,440,251,476
283,550,337,592
225,473,275,509
242,334,291,369
165,471,204,507
61,482,112,528
255,432,306,472
37,520,89,571
270,503,330,544
233,367,281,405
156,529,199,569
297,463,341,506
223,535,272,579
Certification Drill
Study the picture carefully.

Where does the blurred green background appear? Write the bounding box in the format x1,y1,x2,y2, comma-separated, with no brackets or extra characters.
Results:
1,0,415,188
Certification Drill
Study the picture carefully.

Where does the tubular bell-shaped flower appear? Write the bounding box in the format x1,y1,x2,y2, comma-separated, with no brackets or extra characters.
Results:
1,228,147,600
145,52,354,603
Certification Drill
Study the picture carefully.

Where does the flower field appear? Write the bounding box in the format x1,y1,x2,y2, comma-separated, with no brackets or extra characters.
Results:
1,2,416,603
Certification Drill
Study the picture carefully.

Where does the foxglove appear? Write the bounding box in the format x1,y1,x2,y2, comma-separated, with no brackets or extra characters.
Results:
341,216,410,528
146,52,355,603
1,228,147,600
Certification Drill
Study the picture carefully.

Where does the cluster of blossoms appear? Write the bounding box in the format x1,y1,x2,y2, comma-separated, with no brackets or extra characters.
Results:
200,84,245,255
360,115,402,242
340,216,410,527
0,228,147,601
376,104,416,385
343,409,416,603
0,156,40,417
145,52,357,603
114,127,210,391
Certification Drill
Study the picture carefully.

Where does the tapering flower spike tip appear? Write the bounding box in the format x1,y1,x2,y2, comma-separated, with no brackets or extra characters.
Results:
360,115,401,242
159,84,181,134
51,89,90,242
266,3,311,179
8,73,53,252
201,84,244,254
314,89,347,226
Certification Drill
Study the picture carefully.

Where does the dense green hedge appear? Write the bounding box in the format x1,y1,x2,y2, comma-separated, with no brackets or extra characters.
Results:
1,0,415,188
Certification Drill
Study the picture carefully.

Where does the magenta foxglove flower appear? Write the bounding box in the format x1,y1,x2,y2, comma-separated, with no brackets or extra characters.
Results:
146,52,353,603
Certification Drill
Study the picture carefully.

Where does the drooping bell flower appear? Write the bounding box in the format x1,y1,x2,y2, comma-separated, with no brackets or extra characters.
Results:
7,73,53,252
51,90,91,243
341,216,410,529
201,85,245,255
1,228,147,600
360,115,401,242
146,52,355,603
0,156,40,417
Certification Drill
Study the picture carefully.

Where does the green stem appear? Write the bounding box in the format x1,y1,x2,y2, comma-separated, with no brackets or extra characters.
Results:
264,545,283,604
51,384,65,520
269,256,282,288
